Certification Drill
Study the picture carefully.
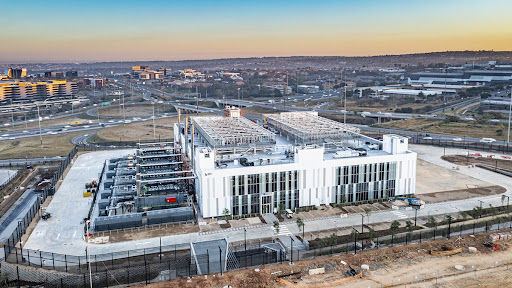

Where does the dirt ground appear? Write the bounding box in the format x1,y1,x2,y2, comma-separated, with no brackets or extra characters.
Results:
419,185,506,204
93,222,200,243
96,104,175,117
137,229,512,288
443,155,512,172
374,118,507,141
415,159,492,194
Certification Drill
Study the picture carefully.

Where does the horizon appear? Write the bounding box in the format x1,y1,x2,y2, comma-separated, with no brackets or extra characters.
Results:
1,50,511,65
1,0,512,63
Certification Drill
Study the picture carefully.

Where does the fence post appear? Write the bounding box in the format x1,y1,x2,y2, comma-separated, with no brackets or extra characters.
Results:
64,255,68,272
52,253,55,270
16,266,20,288
78,256,81,273
39,251,43,268
207,249,210,274
26,250,30,266
420,232,422,243
95,255,98,272
144,260,148,285
83,274,86,286
105,270,109,288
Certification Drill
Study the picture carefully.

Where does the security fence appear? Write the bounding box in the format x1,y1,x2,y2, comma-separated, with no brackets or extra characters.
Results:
2,245,283,288
3,146,78,260
3,214,512,287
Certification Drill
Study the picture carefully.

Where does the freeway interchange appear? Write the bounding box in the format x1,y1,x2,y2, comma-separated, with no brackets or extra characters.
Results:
0,81,509,147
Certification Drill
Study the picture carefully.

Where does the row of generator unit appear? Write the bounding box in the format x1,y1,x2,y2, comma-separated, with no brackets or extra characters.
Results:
93,206,195,231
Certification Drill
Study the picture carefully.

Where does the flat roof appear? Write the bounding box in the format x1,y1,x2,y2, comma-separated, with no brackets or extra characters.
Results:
192,115,276,149
264,112,360,143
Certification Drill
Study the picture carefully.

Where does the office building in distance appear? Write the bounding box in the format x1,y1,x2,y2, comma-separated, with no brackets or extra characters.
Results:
176,108,417,218
0,80,78,102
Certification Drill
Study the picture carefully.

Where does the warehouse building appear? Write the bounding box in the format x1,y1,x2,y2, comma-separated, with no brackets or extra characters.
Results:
175,109,417,218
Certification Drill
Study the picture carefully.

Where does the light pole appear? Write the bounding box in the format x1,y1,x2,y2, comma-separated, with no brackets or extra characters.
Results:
37,104,43,149
507,88,511,144
290,236,294,265
446,215,452,239
86,220,92,288
237,88,240,106
361,214,364,234
152,103,156,140
414,206,418,227
478,200,484,218
353,228,358,255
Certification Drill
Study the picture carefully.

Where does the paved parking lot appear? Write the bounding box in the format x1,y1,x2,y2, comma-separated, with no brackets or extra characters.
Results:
24,150,134,254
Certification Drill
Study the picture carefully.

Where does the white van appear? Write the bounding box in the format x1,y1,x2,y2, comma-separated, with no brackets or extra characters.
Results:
285,209,294,219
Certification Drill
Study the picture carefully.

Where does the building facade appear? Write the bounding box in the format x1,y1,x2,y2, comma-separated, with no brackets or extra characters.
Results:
0,81,78,102
175,111,417,218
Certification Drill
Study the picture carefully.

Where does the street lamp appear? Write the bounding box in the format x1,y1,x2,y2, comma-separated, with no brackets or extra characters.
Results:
414,206,419,227
36,104,43,150
361,214,364,234
152,103,156,140
290,236,294,265
478,200,484,218
86,220,92,288
352,228,358,255
446,215,453,239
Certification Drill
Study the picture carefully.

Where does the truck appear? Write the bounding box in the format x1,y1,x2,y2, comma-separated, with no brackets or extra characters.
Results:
70,121,84,126
388,197,425,209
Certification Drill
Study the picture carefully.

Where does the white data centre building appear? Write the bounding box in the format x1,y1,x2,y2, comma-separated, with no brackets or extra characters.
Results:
175,110,417,218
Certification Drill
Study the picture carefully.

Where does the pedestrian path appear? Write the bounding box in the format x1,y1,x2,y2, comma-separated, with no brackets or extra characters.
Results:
391,210,408,219
272,224,291,236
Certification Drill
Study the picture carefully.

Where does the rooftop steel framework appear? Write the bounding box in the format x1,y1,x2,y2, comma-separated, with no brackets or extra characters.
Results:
264,112,361,144
192,116,276,149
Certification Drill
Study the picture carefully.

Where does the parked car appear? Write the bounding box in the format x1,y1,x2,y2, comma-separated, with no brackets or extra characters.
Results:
41,212,51,220
453,137,463,141
423,137,433,140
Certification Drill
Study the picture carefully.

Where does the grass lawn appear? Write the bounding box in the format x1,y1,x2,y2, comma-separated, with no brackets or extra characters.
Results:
96,104,175,117
375,118,508,140
0,132,84,160
243,106,284,116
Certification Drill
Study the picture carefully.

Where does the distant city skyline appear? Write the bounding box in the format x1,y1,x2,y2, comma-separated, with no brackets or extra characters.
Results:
1,0,511,63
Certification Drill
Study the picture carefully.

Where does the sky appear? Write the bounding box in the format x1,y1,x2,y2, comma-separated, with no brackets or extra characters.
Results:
1,0,511,63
